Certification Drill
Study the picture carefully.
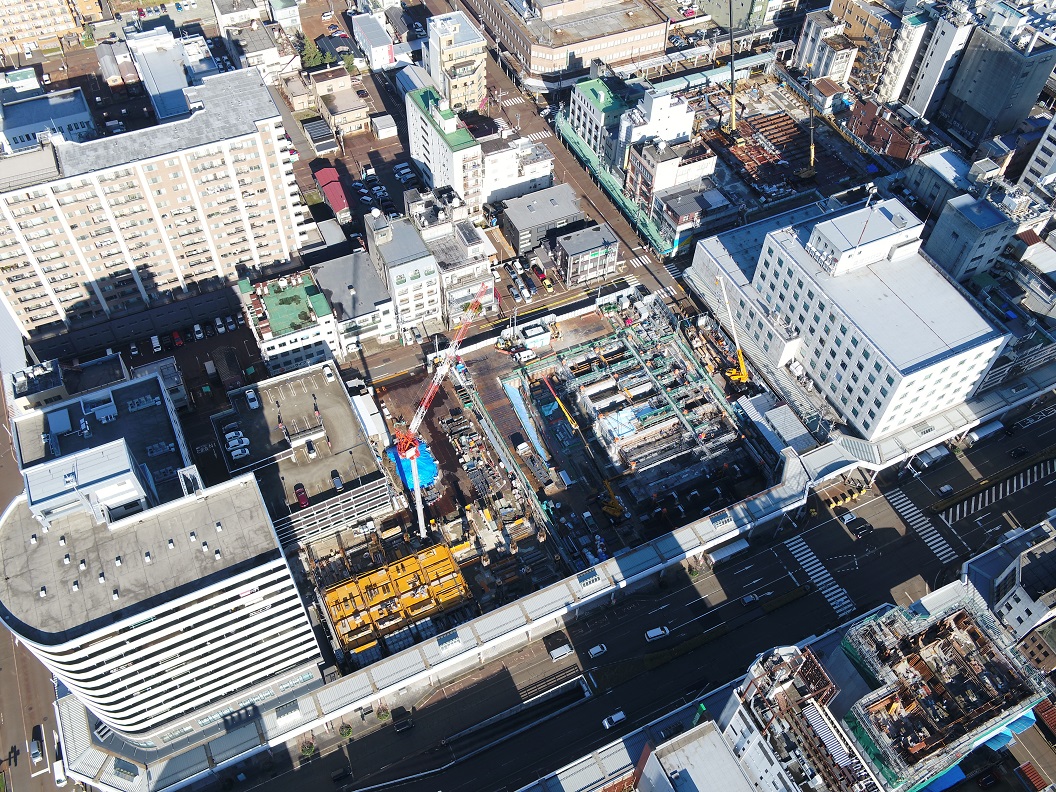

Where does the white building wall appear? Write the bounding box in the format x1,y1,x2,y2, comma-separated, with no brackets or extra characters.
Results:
387,257,443,327
1020,114,1056,194
877,18,929,103
904,13,973,118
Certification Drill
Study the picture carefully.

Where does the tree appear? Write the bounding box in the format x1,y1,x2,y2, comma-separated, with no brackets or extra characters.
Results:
342,54,355,73
302,40,324,68
322,50,337,65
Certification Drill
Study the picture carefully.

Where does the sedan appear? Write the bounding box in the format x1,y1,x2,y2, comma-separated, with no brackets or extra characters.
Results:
357,89,370,99
226,437,250,450
295,483,309,508
245,389,260,409
327,23,340,33
175,1,182,10
224,430,245,442
1009,446,1029,459
359,195,374,205
323,364,335,383
172,330,184,347
231,448,250,460
225,315,236,332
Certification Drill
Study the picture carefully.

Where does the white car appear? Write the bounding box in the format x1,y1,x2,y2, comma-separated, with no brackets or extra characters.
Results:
588,644,607,658
230,448,250,460
226,437,250,450
215,316,226,334
245,389,260,409
224,430,244,442
322,364,335,383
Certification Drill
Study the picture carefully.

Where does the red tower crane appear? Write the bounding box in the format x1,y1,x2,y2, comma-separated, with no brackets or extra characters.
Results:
395,281,491,537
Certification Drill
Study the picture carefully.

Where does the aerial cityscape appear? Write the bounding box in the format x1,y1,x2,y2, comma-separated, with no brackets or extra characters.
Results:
7,0,1056,789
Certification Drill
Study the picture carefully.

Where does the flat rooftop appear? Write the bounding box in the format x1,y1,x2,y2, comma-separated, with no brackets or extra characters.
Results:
949,193,1008,229
311,253,391,321
0,475,280,642
518,0,666,49
503,183,580,230
916,147,974,193
773,212,1000,372
408,88,477,152
241,274,333,339
557,222,618,257
2,88,91,133
575,78,628,116
51,69,278,180
429,11,485,46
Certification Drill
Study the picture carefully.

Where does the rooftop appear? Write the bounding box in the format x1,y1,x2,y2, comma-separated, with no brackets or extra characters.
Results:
502,183,580,230
557,222,619,258
1,88,91,135
575,78,629,116
239,273,332,338
949,193,1009,230
369,215,436,268
773,203,1000,372
11,360,63,400
408,88,478,152
916,147,975,193
428,11,485,47
310,253,392,323
229,21,277,54
214,0,263,15
350,14,393,48
0,475,281,643
658,185,731,218
824,33,856,51
515,0,665,51
126,28,199,119
315,167,349,214
51,69,278,179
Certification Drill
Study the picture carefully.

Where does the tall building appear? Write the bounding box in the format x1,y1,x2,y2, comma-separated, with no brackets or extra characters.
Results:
1020,112,1056,197
424,12,487,113
937,15,1056,146
0,0,92,60
364,211,444,331
460,0,666,92
0,70,307,345
794,11,858,84
406,87,484,215
0,376,323,740
827,0,900,93
568,79,629,166
902,6,975,119
688,199,1008,440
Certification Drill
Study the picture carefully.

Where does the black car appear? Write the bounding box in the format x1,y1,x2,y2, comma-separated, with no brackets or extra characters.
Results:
204,322,216,337
357,89,370,98
1009,446,1028,459
848,518,873,540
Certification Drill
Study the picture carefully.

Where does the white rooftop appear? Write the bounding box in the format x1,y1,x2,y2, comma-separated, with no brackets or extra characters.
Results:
916,147,975,193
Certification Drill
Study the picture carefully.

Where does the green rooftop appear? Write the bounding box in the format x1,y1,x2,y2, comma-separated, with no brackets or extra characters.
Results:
575,79,628,117
408,88,478,152
239,276,333,338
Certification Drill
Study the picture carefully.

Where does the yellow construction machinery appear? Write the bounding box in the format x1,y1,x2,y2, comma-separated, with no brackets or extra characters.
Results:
794,103,816,181
543,376,579,431
722,0,742,145
601,479,624,518
718,276,750,384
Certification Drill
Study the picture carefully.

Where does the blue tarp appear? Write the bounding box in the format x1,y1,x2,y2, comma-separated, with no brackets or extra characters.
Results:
387,443,439,489
920,764,966,792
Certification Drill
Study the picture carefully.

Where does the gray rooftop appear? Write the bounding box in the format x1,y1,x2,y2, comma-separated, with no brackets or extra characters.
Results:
658,186,730,217
557,222,618,258
0,475,281,643
12,360,62,399
773,206,1002,372
370,216,434,268
311,253,392,323
965,523,1052,608
917,147,974,193
428,11,485,47
214,0,263,15
0,144,60,192
52,69,278,179
2,88,91,132
351,14,393,48
948,193,1009,229
230,22,277,54
503,183,579,230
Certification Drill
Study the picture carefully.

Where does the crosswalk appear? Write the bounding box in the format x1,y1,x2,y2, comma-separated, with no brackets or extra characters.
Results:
665,260,686,279
886,489,958,563
627,255,650,268
784,537,856,618
621,274,640,289
502,96,525,107
941,459,1056,523
525,130,552,142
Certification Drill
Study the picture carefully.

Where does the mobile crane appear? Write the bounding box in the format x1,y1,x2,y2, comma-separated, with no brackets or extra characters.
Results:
718,276,749,384
395,282,490,538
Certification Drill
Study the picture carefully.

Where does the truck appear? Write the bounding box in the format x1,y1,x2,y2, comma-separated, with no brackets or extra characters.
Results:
967,420,1004,445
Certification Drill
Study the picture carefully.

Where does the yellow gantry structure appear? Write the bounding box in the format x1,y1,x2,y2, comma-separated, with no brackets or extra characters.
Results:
324,544,472,652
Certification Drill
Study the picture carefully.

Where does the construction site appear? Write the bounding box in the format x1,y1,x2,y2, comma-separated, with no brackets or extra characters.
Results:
844,601,1046,790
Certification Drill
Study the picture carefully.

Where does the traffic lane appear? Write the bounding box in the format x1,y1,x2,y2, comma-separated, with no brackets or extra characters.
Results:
944,472,1056,555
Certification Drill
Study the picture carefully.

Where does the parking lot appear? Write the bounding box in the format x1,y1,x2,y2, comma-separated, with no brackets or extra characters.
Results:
206,364,383,516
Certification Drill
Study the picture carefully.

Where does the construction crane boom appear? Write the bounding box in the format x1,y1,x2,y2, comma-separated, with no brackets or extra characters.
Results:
395,282,491,538
718,276,750,384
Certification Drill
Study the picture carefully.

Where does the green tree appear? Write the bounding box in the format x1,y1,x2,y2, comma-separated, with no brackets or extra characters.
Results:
342,54,355,72
301,40,324,68
322,50,336,65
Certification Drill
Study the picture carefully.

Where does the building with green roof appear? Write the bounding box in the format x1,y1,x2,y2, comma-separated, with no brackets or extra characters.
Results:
406,87,485,214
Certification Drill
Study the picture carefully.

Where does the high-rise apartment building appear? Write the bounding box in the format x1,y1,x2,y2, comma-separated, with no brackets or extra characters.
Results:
424,12,487,113
794,10,858,84
0,0,95,60
0,69,308,344
0,375,323,740
828,0,900,93
406,87,484,215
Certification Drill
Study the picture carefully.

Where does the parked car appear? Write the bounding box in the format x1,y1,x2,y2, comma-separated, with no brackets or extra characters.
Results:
588,644,607,658
1009,446,1028,459
29,739,42,764
295,483,309,508
357,89,370,99
224,431,245,442
332,469,344,491
193,323,204,340
172,330,184,347
322,364,335,383
204,322,216,337
602,711,626,729
542,277,554,293
245,389,260,409
130,342,139,356
226,437,250,450
231,448,250,460
359,195,374,205
215,316,226,334
225,315,236,332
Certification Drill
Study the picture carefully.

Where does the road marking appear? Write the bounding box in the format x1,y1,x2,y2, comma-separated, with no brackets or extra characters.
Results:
784,536,855,617
888,488,959,563
941,459,1056,523
525,130,552,141
501,96,525,107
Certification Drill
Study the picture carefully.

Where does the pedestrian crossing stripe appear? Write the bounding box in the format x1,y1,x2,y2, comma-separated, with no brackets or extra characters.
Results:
628,255,650,268
665,261,685,279
941,459,1056,523
887,489,958,563
502,97,525,107
525,130,551,142
784,536,856,618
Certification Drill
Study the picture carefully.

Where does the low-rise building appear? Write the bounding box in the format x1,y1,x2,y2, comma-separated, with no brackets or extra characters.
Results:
364,211,444,332
624,138,717,212
554,222,619,286
654,184,739,255
0,88,95,153
312,67,370,136
131,356,189,410
226,20,301,85
240,271,341,373
311,253,398,350
351,14,395,71
8,356,129,416
126,29,220,119
315,167,352,224
417,201,498,326
845,99,929,163
615,89,695,168
500,183,584,255
479,131,554,204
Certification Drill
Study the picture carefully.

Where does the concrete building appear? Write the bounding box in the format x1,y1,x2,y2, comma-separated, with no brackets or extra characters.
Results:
240,271,340,372
424,11,487,113
615,89,696,169
8,355,128,415
0,68,44,104
0,69,307,346
688,199,1008,440
937,17,1056,147
924,194,1015,282
312,67,370,137
827,0,900,94
500,183,584,255
458,0,667,93
844,100,929,163
655,185,738,255
875,10,930,104
364,211,444,331
624,139,717,213
126,29,221,120
479,132,554,205
212,0,265,32
902,6,975,119
0,0,87,60
422,213,498,326
0,370,323,742
351,14,395,71
1019,112,1056,198
406,87,483,215
0,88,95,153
311,253,399,350
794,10,857,85
554,222,618,285
268,0,301,30
131,355,189,410
226,19,301,86
568,78,629,166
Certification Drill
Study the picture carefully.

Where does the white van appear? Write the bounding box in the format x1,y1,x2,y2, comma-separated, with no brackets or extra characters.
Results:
645,626,670,642
514,349,537,363
602,710,626,729
150,335,162,353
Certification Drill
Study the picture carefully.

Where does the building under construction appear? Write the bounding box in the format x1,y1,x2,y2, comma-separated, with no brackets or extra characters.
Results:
321,544,472,659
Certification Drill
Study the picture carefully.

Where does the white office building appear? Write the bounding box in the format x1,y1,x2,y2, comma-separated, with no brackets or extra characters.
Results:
406,87,484,215
688,199,1008,440
0,379,322,740
794,10,857,85
903,7,974,119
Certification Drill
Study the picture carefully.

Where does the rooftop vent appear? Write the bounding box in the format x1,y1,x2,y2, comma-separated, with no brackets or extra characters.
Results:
63,472,76,488
144,552,152,564
63,554,70,565
115,556,122,567
59,535,66,546
39,586,46,598
168,538,174,549
79,559,86,570
112,589,119,601
214,549,222,560
71,580,79,591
